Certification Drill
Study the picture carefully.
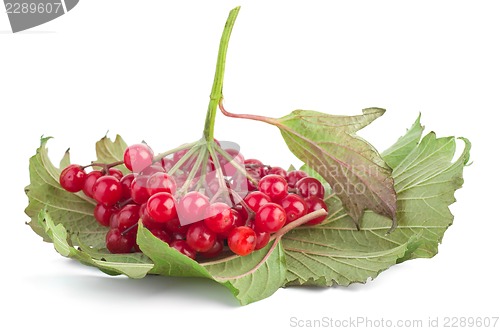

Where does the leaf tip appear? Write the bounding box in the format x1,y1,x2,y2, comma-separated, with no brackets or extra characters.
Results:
362,107,386,117
39,135,53,146
414,113,425,130
427,131,438,140
349,215,361,230
457,137,472,165
386,217,398,234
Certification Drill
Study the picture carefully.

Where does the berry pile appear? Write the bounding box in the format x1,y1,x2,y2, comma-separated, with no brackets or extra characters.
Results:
59,143,328,260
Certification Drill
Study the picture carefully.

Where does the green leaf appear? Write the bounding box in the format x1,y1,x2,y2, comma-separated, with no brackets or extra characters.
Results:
136,223,286,305
25,137,104,248
221,108,398,229
78,242,153,266
136,223,213,278
203,241,287,305
284,118,470,286
94,134,129,173
277,108,397,228
284,236,415,286
381,114,424,168
59,148,71,169
39,210,153,278
392,133,470,259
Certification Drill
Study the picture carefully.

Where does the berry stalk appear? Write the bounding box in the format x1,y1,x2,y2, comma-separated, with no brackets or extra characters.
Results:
203,6,240,142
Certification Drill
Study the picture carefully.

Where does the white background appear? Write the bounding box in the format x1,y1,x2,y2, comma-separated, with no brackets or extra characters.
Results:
1,0,498,330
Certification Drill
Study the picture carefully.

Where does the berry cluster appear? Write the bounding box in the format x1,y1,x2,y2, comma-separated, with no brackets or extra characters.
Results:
59,143,328,260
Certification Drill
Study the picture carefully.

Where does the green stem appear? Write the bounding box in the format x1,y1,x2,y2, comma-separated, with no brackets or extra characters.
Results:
178,147,207,195
203,6,241,142
167,145,200,176
153,142,196,163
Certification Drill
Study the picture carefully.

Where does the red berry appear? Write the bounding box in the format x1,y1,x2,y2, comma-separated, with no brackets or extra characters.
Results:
246,168,261,191
296,177,325,199
254,230,271,250
147,192,177,223
171,232,186,241
245,159,266,177
280,193,308,224
227,226,256,256
244,191,271,212
93,175,123,206
286,170,308,188
258,174,288,202
233,204,249,223
161,158,174,171
59,164,87,192
140,163,165,176
254,203,286,233
130,175,151,204
150,228,172,244
200,238,224,259
115,204,140,232
164,218,189,235
106,228,135,254
304,196,328,225
268,167,287,178
204,203,234,233
218,208,244,238
124,143,154,172
147,172,176,196
186,222,216,252
94,203,118,227
120,173,136,200
82,170,102,198
109,211,120,229
140,203,163,230
170,240,196,259
177,191,210,225
232,208,246,227
109,168,123,180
